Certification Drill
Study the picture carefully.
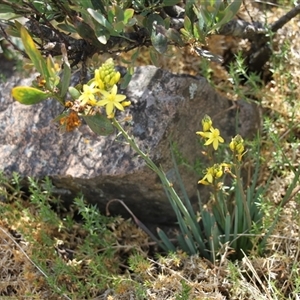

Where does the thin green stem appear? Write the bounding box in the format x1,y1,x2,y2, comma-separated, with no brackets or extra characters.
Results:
112,118,202,241
233,156,252,228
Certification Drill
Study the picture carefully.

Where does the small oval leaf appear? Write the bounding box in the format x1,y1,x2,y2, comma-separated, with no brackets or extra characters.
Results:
151,32,168,54
124,8,134,24
68,86,81,100
82,113,114,136
12,86,51,105
87,8,115,33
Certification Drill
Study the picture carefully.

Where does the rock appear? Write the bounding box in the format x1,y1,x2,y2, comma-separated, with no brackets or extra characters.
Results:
0,65,261,224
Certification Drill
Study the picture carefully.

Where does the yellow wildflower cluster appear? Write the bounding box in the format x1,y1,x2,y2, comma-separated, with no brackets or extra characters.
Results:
196,115,245,186
199,164,223,185
58,58,130,132
77,58,129,118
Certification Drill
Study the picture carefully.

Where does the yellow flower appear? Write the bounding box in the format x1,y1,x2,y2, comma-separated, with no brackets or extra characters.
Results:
97,85,126,116
197,127,224,150
78,84,99,106
198,164,223,185
201,114,212,132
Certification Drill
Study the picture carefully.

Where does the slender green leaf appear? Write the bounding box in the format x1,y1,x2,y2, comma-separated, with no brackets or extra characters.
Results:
120,72,132,89
113,5,124,22
202,211,214,239
56,23,77,33
225,213,231,242
20,26,50,85
170,143,195,216
177,234,192,254
185,0,196,25
232,206,238,249
182,14,190,28
60,62,71,98
57,44,71,98
131,47,140,61
184,234,197,254
0,5,14,13
222,0,242,23
157,228,176,252
149,48,159,67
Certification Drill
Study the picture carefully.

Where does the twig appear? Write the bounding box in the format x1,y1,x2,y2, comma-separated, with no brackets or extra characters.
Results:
271,4,300,32
106,198,162,245
0,23,27,58
219,4,300,39
241,250,273,299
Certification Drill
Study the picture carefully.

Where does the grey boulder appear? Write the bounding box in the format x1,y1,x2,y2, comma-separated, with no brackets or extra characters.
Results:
0,65,261,224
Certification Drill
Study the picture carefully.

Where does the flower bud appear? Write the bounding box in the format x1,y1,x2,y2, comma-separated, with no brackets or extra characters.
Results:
201,114,212,132
93,59,121,90
109,72,121,86
229,135,244,153
214,164,223,178
121,100,131,107
229,135,245,161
